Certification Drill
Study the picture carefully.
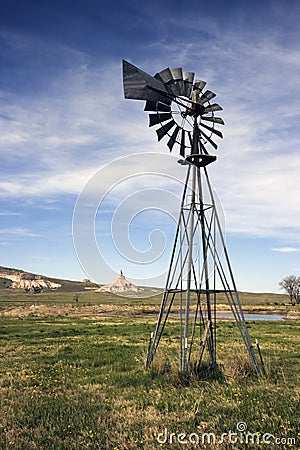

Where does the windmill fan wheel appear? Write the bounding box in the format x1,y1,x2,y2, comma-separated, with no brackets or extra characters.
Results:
146,68,224,158
122,60,225,161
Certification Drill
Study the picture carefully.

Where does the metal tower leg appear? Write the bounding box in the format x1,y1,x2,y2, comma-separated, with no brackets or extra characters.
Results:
197,167,216,368
146,166,191,370
203,167,261,375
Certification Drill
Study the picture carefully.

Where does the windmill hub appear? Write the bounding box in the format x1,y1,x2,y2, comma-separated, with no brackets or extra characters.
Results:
181,101,205,119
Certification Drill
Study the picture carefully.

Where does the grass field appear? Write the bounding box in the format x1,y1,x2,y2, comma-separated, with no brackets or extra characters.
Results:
0,287,294,310
0,305,299,449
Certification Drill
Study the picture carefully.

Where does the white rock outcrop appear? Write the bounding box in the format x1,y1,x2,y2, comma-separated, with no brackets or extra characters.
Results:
0,270,61,290
96,270,139,293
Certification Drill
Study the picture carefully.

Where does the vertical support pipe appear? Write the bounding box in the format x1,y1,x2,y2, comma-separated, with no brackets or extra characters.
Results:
197,168,215,367
179,224,183,372
183,164,196,375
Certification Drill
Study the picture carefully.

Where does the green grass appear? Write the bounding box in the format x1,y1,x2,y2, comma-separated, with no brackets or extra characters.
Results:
0,287,293,310
0,288,164,307
0,314,299,449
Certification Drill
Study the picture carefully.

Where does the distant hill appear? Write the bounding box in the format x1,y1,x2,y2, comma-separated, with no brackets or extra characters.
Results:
0,266,164,297
0,266,288,306
0,266,99,292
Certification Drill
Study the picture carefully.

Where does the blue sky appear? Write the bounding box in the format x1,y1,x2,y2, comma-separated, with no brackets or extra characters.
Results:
1,0,300,292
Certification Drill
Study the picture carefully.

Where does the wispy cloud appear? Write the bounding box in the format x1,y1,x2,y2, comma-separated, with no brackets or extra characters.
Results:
1,13,300,246
272,247,300,253
0,227,43,238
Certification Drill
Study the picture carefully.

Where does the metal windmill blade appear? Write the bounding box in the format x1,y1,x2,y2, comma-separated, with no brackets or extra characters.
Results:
201,131,219,149
167,125,181,151
183,71,195,98
180,129,186,157
149,113,172,127
203,103,223,113
201,116,225,125
155,67,173,88
201,122,223,138
156,120,177,141
197,90,217,106
194,79,207,92
170,68,184,96
144,101,171,112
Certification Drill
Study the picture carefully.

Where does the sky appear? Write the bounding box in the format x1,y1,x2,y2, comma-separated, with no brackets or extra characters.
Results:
0,0,300,293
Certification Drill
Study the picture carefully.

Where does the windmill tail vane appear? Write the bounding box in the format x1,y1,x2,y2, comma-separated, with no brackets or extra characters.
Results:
122,59,264,377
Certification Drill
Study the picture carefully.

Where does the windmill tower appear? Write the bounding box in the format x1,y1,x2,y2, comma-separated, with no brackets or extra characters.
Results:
122,60,261,377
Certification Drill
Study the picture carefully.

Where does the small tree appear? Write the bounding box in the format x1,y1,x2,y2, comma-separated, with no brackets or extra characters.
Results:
279,275,300,305
295,281,300,304
73,293,81,304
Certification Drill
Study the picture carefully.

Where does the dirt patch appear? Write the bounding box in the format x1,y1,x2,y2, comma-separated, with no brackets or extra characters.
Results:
286,311,300,320
0,304,159,318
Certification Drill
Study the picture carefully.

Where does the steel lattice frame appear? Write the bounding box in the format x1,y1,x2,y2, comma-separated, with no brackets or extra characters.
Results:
146,163,260,375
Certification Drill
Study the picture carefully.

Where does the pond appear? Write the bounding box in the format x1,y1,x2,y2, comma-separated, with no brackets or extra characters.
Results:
219,313,285,321
169,313,285,321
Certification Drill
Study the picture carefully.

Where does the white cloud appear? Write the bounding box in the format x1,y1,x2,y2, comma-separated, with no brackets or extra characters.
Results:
272,247,300,253
0,227,42,237
0,167,96,197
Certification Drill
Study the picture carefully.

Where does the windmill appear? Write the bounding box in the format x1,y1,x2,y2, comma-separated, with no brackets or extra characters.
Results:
122,60,261,377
